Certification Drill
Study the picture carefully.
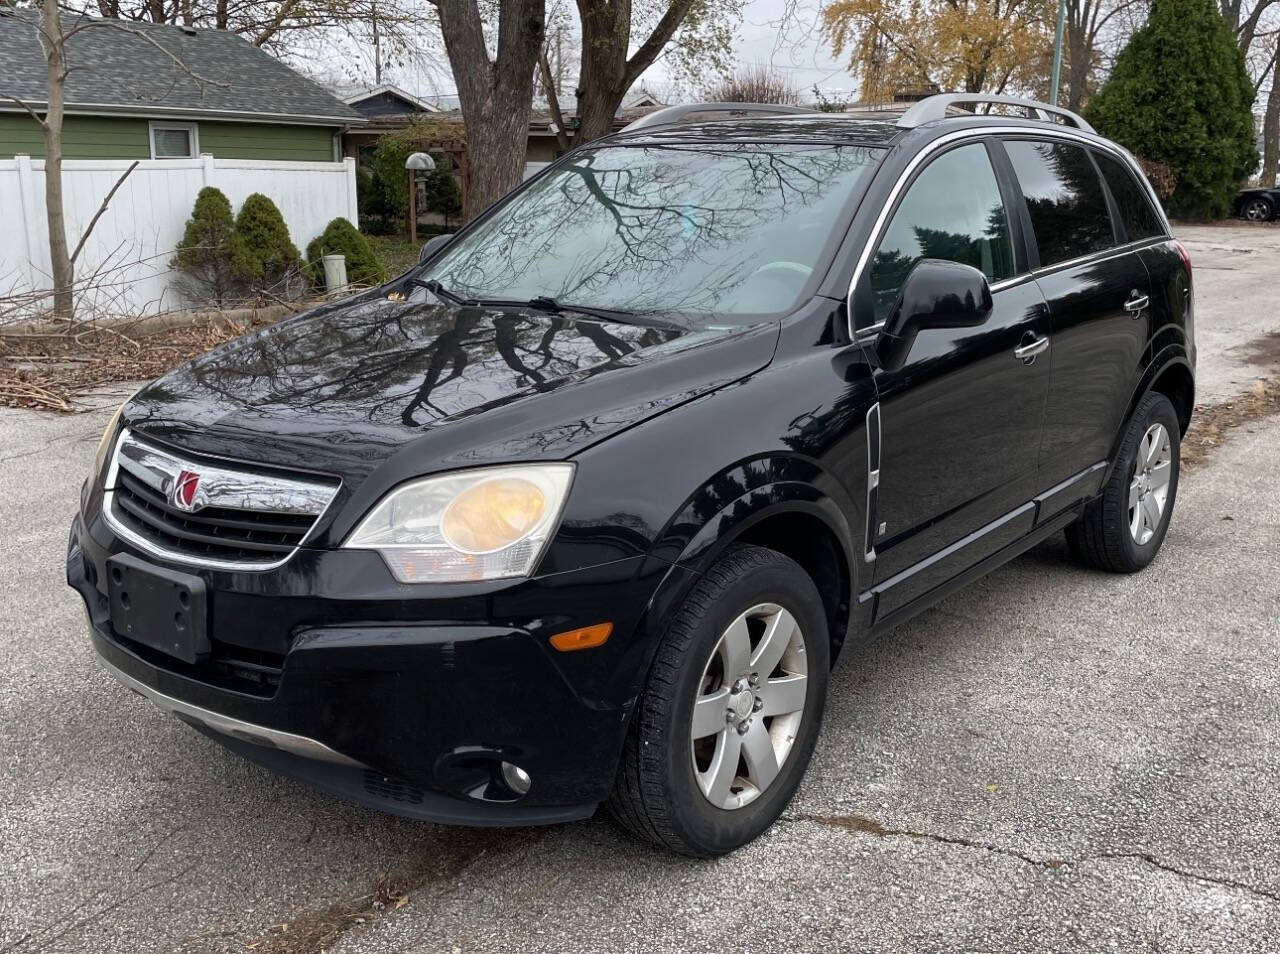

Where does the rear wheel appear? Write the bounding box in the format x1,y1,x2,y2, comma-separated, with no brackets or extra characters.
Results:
1066,392,1181,573
607,544,829,857
1242,197,1273,221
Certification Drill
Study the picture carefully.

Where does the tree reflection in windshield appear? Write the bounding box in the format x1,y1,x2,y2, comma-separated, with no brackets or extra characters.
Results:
422,143,881,318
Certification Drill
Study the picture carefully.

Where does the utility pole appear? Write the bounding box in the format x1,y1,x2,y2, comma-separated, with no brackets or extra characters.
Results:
1049,0,1067,105
371,0,378,84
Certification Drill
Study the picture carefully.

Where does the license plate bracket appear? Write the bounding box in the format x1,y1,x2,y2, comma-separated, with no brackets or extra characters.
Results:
107,553,210,664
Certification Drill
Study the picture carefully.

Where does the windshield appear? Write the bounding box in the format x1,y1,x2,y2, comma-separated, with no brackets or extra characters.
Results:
419,142,881,320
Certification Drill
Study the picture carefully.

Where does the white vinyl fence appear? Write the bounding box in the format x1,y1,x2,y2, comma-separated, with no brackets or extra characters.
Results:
0,155,358,317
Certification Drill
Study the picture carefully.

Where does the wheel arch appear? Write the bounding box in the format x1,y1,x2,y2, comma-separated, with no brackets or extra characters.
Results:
1150,358,1195,436
655,455,862,664
1104,350,1193,482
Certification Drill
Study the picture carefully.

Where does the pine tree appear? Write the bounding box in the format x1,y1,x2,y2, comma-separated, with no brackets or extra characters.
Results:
231,193,303,296
1085,0,1258,219
171,187,239,304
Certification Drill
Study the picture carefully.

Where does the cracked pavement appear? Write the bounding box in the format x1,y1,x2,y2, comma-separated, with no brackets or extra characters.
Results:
1,224,1278,953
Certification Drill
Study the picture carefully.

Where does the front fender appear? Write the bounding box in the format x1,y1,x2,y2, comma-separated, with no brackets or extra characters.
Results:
656,456,859,579
601,458,862,735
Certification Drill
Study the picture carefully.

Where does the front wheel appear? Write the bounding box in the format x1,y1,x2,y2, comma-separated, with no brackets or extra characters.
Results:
1066,392,1181,573
607,544,829,857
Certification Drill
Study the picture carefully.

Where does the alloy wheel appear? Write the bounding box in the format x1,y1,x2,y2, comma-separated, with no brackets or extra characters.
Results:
690,603,808,810
1129,422,1173,545
1244,199,1272,221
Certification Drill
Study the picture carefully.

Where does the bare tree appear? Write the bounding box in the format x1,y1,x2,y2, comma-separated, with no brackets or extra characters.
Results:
74,0,436,56
36,1,73,318
1261,46,1279,183
704,64,802,104
5,7,168,318
1059,0,1146,111
573,0,739,143
1221,0,1279,49
433,0,546,217
1218,0,1280,183
537,0,577,151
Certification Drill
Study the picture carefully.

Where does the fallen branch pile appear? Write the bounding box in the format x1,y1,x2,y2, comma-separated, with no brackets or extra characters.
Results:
0,316,270,412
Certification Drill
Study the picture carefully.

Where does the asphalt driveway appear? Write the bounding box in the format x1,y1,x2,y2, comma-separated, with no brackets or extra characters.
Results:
1,224,1278,954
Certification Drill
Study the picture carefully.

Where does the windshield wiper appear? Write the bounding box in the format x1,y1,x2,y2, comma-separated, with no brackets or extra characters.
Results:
478,295,643,324
405,278,473,306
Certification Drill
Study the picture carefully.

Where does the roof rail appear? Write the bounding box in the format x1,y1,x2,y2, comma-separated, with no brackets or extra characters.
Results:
896,93,1095,134
620,102,813,133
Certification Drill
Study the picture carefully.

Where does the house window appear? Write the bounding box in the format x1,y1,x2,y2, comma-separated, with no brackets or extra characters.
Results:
149,122,198,159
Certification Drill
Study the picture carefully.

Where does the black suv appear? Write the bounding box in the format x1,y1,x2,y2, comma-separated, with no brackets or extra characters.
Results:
67,94,1194,856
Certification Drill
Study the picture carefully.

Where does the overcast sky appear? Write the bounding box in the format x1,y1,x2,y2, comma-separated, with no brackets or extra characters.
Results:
647,0,855,100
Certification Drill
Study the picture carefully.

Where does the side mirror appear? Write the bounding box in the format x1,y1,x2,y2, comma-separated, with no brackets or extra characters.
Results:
875,259,993,372
418,233,454,264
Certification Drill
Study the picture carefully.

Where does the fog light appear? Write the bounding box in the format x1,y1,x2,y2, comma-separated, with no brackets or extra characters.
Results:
500,761,531,796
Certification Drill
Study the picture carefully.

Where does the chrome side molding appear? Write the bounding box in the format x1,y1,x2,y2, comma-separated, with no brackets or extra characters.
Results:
864,402,882,564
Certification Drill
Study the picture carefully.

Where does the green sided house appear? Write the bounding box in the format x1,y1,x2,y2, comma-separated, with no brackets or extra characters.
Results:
0,10,365,314
0,11,362,161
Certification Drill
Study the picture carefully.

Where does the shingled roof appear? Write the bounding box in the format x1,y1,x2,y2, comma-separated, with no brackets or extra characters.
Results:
0,11,362,124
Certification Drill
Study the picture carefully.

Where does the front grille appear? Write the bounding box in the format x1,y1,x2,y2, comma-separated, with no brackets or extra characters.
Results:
104,429,339,569
113,469,315,562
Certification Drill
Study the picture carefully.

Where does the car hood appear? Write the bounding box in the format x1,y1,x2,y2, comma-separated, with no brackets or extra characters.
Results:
123,296,779,485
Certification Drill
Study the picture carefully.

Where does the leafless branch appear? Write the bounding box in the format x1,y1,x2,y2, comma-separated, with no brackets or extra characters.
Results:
0,93,50,130
69,161,140,267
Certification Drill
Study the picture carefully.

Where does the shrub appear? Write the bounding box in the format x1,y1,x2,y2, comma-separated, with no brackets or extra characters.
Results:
305,217,388,288
369,135,413,216
1085,0,1258,219
171,187,240,304
231,193,303,296
356,162,398,235
421,154,463,225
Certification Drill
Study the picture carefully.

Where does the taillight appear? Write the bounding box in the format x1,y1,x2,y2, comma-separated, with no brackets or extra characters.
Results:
1173,238,1192,284
1173,238,1194,333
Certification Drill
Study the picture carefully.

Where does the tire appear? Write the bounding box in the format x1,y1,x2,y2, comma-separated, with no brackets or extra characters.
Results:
1065,392,1181,573
1241,197,1273,221
607,544,830,857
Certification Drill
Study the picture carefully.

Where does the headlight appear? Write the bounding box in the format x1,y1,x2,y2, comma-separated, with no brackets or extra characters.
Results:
91,393,135,482
343,464,574,583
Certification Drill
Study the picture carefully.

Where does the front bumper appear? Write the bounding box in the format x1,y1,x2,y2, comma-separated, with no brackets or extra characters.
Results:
68,511,693,823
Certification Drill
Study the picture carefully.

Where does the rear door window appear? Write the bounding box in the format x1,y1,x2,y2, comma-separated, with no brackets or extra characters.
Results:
868,142,1015,324
1094,152,1164,241
1005,140,1115,267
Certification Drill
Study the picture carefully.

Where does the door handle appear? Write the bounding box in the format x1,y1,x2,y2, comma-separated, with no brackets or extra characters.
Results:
1014,334,1049,363
1124,292,1150,315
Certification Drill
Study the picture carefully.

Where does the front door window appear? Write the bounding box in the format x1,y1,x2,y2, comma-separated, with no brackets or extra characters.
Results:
868,143,1015,325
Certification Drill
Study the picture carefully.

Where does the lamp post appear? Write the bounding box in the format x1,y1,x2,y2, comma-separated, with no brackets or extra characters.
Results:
405,152,436,246
1049,0,1067,107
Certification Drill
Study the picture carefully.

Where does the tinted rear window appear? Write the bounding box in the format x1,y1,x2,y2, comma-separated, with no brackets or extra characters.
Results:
1094,152,1164,241
1005,140,1115,267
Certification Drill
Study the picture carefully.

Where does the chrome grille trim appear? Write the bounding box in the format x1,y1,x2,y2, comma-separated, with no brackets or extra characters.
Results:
102,428,340,571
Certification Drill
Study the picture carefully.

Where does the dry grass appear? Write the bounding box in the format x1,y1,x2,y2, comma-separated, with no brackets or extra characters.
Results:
1182,378,1280,471
0,317,271,412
